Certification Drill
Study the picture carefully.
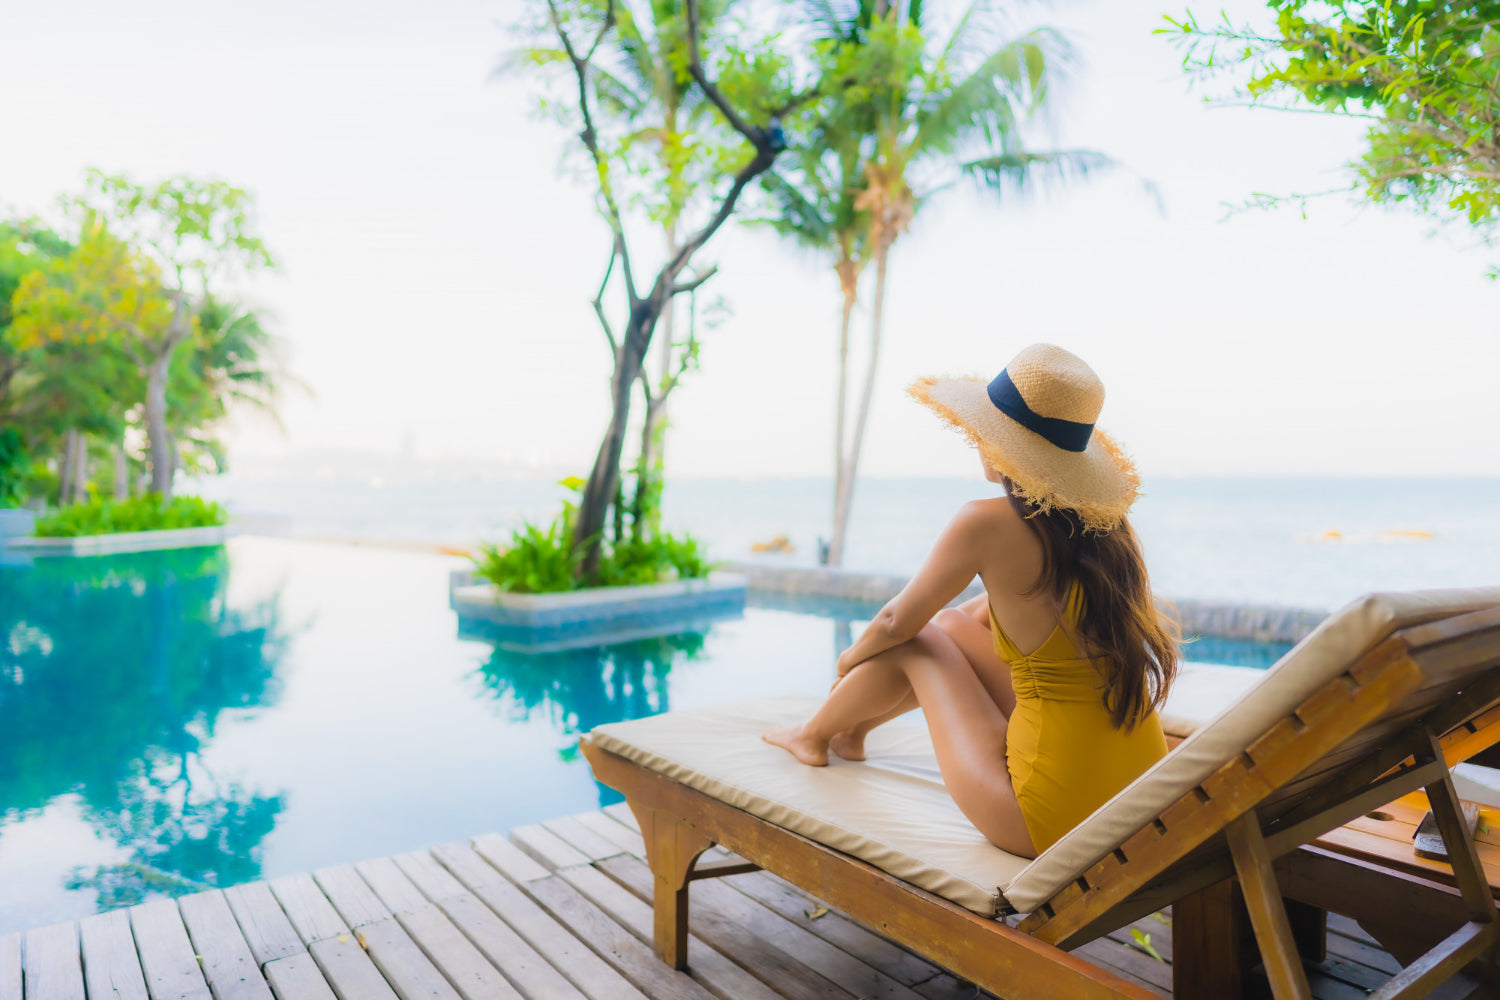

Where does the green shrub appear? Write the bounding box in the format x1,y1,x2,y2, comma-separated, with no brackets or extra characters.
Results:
473,509,581,595
473,513,716,594
34,494,228,537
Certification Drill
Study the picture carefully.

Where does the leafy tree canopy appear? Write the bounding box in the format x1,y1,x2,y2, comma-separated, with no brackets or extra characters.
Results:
1164,2,1500,232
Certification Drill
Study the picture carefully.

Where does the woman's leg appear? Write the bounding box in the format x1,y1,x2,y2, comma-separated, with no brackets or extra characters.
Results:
830,607,1016,760
765,623,1035,856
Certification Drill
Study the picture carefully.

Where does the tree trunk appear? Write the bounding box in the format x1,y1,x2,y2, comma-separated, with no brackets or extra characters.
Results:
575,312,653,578
114,436,129,499
145,349,174,498
59,429,77,507
827,246,890,567
827,258,859,566
72,434,89,504
641,226,679,481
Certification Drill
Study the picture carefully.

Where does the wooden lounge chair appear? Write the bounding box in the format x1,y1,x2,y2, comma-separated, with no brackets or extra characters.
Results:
581,587,1500,1000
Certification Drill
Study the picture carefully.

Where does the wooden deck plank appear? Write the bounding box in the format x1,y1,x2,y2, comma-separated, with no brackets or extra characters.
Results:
569,810,648,859
131,900,213,1000
305,937,400,1000
1071,938,1169,998
269,875,350,946
470,835,550,885
541,816,625,863
0,933,18,1000
519,875,717,1000
583,808,943,996
727,871,944,988
554,862,792,1000
603,803,640,832
261,953,338,1000
910,973,1001,1000
508,826,592,872
600,852,923,1000
352,918,465,1000
393,852,588,1000
313,869,462,1000
178,890,276,1000
22,921,84,1000
314,866,395,930
225,882,308,967
1327,928,1403,977
355,858,524,1000
430,842,649,1000
78,908,150,1000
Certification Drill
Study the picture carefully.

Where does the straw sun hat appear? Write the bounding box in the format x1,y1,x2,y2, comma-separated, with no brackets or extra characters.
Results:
908,343,1140,532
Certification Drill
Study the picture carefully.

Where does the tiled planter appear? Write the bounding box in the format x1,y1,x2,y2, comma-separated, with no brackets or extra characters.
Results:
8,524,230,556
450,571,747,653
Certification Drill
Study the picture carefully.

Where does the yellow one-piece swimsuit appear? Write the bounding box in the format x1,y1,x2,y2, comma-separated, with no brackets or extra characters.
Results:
992,581,1168,854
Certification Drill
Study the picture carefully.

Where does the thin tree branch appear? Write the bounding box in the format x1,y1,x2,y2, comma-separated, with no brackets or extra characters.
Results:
592,244,619,353
683,0,765,147
670,265,718,296
546,0,640,304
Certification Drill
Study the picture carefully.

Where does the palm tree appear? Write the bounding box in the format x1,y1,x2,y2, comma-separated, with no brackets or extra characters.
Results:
768,0,1113,566
168,298,298,479
758,112,870,564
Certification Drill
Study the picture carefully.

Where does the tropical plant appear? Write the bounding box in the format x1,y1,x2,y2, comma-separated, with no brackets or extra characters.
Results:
763,0,1112,565
513,0,808,580
169,297,296,476
33,494,227,538
473,478,715,593
1163,2,1500,241
474,509,584,595
12,172,275,499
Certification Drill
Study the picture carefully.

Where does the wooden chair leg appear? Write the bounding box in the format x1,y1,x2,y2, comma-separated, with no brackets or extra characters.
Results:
1422,730,1498,928
1173,878,1253,1000
628,802,714,970
1227,812,1314,1000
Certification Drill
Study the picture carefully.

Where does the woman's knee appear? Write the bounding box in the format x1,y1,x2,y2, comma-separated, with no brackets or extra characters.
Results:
910,622,967,663
931,607,968,635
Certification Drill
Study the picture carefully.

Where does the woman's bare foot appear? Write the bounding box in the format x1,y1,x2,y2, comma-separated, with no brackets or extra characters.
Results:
762,723,829,766
829,729,867,761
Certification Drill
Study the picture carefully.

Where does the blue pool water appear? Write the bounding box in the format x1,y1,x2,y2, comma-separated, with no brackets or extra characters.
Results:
0,535,1288,934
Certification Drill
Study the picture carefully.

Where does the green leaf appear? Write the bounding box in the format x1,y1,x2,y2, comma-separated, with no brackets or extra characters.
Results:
1130,928,1165,962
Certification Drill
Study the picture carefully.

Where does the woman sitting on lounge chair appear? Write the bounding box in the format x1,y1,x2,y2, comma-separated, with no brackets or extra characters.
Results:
764,344,1178,859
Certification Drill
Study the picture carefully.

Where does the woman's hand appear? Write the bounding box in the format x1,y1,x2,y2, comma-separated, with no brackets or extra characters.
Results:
834,648,858,686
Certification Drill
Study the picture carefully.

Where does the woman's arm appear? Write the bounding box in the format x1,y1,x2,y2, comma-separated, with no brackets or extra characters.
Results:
835,502,991,679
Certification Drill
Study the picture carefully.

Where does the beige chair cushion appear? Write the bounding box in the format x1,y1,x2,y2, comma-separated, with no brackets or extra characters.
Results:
593,586,1500,918
590,697,1026,915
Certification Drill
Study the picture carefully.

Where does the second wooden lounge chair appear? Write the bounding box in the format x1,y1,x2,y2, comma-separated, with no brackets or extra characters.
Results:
581,586,1500,1000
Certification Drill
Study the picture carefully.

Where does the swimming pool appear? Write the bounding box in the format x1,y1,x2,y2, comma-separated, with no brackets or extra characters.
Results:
0,536,1279,935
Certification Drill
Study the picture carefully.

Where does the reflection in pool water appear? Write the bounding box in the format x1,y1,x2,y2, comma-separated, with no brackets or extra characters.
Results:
0,546,290,911
0,536,1285,934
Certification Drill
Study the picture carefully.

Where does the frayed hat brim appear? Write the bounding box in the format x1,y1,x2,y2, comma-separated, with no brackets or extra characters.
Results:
908,375,1139,531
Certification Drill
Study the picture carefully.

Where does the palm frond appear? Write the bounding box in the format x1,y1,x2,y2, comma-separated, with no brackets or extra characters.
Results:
960,149,1115,202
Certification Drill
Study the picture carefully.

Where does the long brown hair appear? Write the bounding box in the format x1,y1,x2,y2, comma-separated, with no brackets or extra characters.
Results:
1003,479,1179,729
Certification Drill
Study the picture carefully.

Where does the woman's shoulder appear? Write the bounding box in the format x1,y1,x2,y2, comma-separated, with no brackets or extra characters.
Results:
946,496,1035,559
950,496,1026,535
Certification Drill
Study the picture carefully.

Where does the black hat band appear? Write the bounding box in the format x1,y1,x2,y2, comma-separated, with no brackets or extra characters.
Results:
986,369,1094,453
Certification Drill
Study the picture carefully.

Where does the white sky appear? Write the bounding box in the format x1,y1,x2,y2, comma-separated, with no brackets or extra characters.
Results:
2,0,1497,479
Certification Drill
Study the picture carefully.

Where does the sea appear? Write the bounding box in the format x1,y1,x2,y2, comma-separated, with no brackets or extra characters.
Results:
194,473,1500,612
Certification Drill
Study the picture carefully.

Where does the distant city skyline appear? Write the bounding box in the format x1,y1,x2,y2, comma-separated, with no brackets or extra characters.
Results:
4,0,1497,482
